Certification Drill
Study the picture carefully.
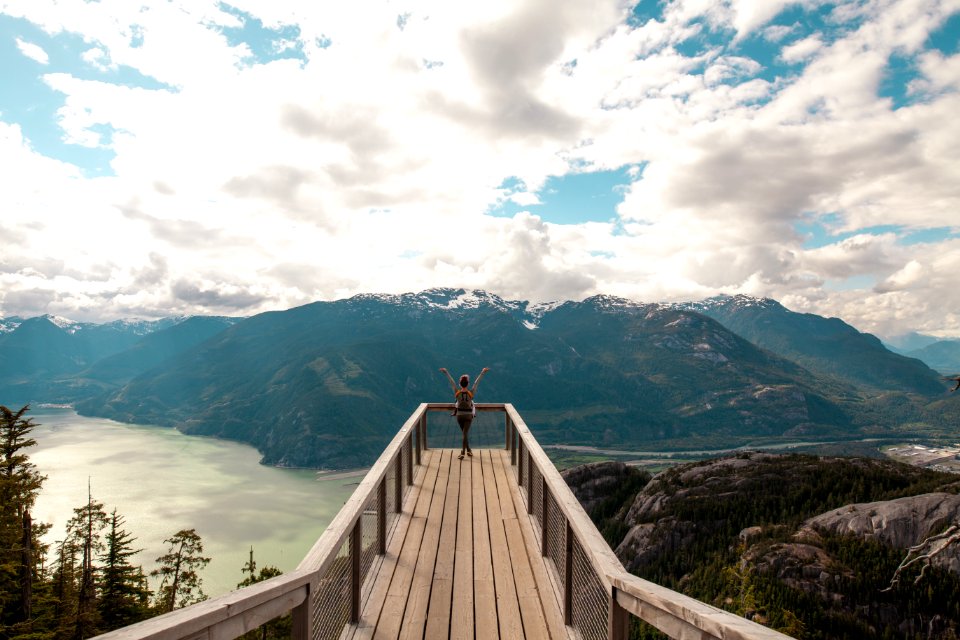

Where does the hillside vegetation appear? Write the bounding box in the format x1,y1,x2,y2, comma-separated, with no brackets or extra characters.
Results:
565,454,960,639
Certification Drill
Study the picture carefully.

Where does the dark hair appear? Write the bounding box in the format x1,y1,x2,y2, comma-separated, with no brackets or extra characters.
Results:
459,374,469,388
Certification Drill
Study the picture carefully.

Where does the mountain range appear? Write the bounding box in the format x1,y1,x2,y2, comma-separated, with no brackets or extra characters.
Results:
1,289,957,468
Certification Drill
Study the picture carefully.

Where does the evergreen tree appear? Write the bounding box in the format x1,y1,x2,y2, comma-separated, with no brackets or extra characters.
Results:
63,490,109,640
236,548,285,640
151,530,209,613
50,539,80,640
97,511,150,631
0,405,49,640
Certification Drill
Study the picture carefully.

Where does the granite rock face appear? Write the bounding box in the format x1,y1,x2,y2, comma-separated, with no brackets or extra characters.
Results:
562,461,638,515
800,492,960,574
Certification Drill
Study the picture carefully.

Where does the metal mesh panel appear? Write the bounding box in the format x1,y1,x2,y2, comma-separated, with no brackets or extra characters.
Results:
545,490,566,586
312,539,350,640
360,494,378,587
424,409,503,449
570,536,610,640
517,438,525,488
406,436,413,481
531,463,543,531
385,465,397,518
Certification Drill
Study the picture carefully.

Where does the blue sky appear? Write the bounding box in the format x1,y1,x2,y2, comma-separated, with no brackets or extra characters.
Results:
1,0,959,338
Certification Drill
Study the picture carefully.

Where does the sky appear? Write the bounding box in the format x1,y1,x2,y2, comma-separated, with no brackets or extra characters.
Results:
1,0,959,340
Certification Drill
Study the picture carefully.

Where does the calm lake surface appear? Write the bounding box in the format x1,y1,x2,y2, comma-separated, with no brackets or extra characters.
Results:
28,408,357,597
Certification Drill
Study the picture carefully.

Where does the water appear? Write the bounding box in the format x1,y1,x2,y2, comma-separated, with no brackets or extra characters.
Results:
27,408,357,597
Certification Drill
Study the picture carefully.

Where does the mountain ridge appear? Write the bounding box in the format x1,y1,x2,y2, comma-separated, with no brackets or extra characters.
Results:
3,290,956,468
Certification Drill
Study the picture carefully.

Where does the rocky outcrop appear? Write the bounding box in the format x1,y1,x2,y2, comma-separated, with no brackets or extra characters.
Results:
801,492,960,547
616,516,700,574
799,492,960,574
576,452,960,638
562,461,640,515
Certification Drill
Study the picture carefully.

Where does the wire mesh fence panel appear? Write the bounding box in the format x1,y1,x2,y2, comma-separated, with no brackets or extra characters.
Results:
360,493,378,587
425,410,504,450
401,438,411,491
385,463,398,525
312,539,351,640
531,463,544,532
517,439,525,488
571,536,610,640
545,490,566,587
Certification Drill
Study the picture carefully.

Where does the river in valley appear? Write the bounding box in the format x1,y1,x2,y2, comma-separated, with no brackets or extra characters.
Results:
27,408,358,598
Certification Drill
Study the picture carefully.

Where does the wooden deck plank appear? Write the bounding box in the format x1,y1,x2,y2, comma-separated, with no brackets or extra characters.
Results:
482,450,524,639
471,452,499,640
370,450,444,640
491,450,565,640
349,454,431,640
502,456,570,640
397,450,452,640
450,455,474,640
354,448,570,640
423,453,463,638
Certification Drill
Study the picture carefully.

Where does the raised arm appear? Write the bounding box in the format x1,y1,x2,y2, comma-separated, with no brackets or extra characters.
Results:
471,367,490,393
439,368,458,393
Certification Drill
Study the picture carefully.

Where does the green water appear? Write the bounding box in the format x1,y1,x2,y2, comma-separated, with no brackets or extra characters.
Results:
28,408,357,597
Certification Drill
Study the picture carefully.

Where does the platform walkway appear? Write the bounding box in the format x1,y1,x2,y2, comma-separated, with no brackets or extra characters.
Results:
350,448,564,640
95,404,793,640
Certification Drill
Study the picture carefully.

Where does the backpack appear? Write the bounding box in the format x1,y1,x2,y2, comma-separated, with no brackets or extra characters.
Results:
455,388,474,414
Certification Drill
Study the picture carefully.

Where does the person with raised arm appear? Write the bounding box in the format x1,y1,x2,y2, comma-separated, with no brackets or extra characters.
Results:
439,367,490,460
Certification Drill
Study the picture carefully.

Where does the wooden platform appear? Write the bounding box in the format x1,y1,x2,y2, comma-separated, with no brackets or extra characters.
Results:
348,449,568,640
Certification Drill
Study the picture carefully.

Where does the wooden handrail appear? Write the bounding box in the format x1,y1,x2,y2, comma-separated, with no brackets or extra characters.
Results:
297,402,426,575
507,405,620,593
93,568,315,640
610,571,791,640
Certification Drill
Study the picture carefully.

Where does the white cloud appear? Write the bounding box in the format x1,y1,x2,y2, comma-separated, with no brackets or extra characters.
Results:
875,259,925,293
763,23,798,42
15,37,49,64
0,0,959,339
781,35,823,63
728,0,801,39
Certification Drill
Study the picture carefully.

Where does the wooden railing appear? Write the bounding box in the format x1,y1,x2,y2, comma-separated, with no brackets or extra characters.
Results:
95,403,792,640
503,405,791,640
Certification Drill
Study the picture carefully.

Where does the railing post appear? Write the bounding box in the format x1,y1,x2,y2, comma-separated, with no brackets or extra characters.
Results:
564,521,573,626
541,478,549,556
291,583,312,640
505,412,511,450
510,422,517,466
527,450,534,515
608,588,629,640
394,453,402,513
378,477,386,555
350,520,361,624
415,416,422,466
422,412,428,450
405,436,413,486
518,438,524,485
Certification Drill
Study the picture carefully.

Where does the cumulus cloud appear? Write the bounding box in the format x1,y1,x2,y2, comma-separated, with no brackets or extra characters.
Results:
0,0,959,339
781,35,823,63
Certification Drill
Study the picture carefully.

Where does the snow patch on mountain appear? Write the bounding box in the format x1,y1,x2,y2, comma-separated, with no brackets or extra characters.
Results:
41,315,83,333
678,294,781,313
0,317,23,334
